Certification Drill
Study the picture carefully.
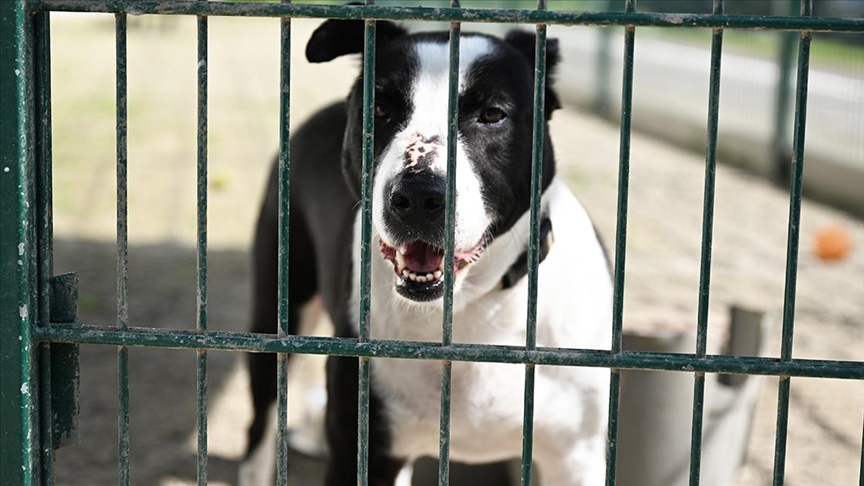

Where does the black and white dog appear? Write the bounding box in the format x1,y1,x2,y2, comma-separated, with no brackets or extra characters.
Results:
241,17,612,486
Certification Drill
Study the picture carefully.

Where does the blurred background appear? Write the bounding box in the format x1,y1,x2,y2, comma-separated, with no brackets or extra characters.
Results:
46,1,862,485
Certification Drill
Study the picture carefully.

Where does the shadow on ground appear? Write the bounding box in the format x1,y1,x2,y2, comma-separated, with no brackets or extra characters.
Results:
52,237,260,485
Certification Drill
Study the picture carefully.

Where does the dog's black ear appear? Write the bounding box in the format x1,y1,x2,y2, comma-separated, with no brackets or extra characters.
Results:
306,13,408,63
504,30,562,116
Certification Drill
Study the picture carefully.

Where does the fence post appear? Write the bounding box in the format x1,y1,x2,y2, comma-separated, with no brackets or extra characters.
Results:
592,0,616,117
1,1,40,484
772,0,798,183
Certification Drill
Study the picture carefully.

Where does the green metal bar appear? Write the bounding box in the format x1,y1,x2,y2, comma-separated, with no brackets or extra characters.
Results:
34,1,864,32
438,0,460,482
195,14,209,486
438,361,452,486
860,414,863,486
358,13,375,347
605,372,620,486
115,12,131,486
688,2,723,484
35,8,56,483
520,362,536,486
521,2,547,483
35,9,53,363
36,324,864,380
606,1,636,484
115,12,129,333
358,5,377,483
37,296,54,482
1,1,38,483
276,1,292,482
773,1,812,484
525,4,547,361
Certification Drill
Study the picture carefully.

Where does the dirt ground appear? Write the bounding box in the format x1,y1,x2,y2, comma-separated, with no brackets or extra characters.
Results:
47,14,862,486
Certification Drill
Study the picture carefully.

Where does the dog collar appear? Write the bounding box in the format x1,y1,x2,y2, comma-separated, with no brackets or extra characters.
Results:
500,216,554,290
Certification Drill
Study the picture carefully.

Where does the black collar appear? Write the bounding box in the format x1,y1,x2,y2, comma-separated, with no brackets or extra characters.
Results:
500,217,554,290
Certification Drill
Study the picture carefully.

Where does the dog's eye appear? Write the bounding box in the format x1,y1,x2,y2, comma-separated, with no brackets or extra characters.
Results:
479,107,506,124
374,103,390,120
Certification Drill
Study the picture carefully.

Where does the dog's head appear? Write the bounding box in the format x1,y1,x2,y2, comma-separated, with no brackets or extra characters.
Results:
307,17,561,303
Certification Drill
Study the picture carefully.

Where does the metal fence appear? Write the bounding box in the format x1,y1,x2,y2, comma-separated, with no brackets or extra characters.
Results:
2,1,863,485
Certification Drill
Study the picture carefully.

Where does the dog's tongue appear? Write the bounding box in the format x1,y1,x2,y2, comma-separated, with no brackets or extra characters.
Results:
402,241,444,273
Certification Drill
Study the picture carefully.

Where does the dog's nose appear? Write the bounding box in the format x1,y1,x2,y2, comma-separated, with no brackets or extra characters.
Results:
389,171,446,226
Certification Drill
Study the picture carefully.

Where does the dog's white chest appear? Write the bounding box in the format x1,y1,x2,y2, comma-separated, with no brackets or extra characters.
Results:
373,357,527,462
373,352,606,466
368,284,530,457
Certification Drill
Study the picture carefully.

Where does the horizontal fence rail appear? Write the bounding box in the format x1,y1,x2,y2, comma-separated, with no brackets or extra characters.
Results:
34,324,864,380
34,1,864,33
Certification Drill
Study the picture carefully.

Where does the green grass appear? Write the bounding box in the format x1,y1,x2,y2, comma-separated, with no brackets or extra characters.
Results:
639,27,864,71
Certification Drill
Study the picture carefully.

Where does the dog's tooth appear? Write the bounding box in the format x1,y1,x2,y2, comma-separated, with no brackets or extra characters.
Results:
395,252,406,271
425,273,433,281
433,270,442,280
418,275,427,283
401,269,409,278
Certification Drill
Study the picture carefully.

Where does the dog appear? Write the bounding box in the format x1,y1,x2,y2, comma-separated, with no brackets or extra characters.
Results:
240,16,613,486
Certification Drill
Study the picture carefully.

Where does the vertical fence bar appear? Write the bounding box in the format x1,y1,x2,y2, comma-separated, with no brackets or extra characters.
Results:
688,1,723,484
195,14,209,486
35,9,53,411
276,1,292,482
358,3,377,483
521,2,547,484
438,1,460,483
606,1,636,484
115,12,131,486
858,414,864,486
0,2,38,483
34,9,56,483
859,415,863,486
773,1,812,484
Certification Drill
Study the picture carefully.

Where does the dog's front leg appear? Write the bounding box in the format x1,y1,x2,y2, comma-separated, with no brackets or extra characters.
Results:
325,354,406,486
533,435,607,486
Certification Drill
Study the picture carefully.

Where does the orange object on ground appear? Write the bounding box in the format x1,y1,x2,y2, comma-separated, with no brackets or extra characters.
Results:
813,224,853,261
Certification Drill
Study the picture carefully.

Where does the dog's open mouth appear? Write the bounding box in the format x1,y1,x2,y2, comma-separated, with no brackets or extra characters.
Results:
380,239,484,301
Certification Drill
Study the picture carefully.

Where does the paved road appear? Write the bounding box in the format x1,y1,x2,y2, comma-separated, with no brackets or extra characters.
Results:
550,26,864,171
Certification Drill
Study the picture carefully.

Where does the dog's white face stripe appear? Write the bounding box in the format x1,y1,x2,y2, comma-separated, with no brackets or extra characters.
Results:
407,38,494,136
372,38,496,258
